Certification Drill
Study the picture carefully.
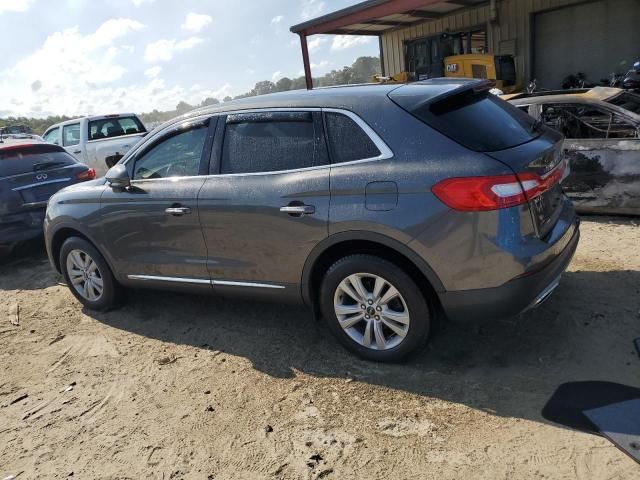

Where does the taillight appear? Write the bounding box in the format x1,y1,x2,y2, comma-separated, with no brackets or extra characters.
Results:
76,168,96,181
432,161,565,211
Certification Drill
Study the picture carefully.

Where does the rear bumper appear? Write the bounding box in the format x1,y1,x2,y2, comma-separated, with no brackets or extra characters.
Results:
439,216,580,321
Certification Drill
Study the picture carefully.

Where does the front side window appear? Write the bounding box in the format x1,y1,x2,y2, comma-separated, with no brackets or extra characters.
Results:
132,125,207,180
62,123,81,147
324,112,381,163
542,104,639,139
221,112,325,174
43,128,60,145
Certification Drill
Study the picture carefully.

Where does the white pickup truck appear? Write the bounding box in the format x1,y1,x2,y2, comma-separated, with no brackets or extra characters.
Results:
42,114,147,176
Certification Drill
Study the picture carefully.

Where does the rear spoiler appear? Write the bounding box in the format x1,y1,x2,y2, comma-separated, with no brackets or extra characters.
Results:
388,78,496,113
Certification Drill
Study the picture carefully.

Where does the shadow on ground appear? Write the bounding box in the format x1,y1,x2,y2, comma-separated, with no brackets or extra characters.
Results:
84,268,640,426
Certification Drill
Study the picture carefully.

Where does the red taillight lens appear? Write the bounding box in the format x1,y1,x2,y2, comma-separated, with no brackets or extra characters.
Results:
432,174,528,211
76,168,96,181
432,161,565,211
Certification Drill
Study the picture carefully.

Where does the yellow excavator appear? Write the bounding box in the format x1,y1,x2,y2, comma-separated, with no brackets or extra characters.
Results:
443,54,518,93
373,54,518,93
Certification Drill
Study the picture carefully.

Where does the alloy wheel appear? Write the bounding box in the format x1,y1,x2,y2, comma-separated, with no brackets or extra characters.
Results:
333,272,410,351
66,249,104,302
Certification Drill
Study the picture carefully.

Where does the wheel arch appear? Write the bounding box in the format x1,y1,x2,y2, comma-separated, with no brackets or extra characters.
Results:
49,225,116,276
301,231,444,308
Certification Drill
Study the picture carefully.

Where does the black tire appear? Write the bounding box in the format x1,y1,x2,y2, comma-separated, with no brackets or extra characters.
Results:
59,237,122,311
319,254,431,362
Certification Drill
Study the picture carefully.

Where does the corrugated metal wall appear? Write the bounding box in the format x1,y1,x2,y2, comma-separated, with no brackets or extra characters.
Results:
380,0,588,85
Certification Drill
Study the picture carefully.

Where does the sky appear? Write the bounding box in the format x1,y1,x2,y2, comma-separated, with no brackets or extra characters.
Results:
0,0,378,118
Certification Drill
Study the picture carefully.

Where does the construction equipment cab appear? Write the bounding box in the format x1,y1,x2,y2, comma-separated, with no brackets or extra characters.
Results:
444,54,517,93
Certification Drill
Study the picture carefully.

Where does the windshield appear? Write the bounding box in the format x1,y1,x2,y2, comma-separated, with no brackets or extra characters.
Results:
606,92,640,115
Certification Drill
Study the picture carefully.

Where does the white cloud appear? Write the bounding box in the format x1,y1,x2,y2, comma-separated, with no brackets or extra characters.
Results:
301,0,325,20
181,13,212,32
144,66,162,78
144,36,204,62
307,37,327,52
131,0,154,6
0,0,33,13
271,71,282,81
0,18,152,117
331,35,372,50
271,15,284,24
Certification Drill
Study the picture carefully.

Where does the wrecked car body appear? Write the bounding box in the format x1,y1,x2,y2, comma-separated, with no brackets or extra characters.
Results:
505,87,640,215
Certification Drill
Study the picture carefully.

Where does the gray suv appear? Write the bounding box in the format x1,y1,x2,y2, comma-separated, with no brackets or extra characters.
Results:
44,79,580,362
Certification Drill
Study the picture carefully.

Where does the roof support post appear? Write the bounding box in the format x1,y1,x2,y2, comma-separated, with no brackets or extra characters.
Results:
299,33,313,90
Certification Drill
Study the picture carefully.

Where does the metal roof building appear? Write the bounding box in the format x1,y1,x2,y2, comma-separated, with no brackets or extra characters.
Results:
291,0,640,90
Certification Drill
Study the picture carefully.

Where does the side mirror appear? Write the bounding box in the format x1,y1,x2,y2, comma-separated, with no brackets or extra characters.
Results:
106,164,131,189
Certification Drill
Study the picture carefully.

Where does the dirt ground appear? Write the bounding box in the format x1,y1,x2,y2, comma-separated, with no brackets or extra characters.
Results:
1,217,639,479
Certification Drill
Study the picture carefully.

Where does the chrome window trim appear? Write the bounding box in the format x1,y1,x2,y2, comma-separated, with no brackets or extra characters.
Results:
127,274,285,289
208,107,393,178
122,107,394,179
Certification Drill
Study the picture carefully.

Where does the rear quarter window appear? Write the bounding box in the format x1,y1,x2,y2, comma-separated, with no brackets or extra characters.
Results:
324,112,381,163
0,145,78,178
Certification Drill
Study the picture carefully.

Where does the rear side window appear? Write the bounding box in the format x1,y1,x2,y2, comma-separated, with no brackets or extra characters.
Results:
395,89,539,152
324,112,381,163
63,123,81,147
88,116,146,140
0,145,77,178
221,112,327,174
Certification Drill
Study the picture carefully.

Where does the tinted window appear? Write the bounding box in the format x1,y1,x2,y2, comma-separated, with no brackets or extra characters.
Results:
43,128,60,145
62,123,81,147
132,125,207,180
221,112,325,174
0,145,77,178
324,112,381,163
89,116,146,140
396,89,539,152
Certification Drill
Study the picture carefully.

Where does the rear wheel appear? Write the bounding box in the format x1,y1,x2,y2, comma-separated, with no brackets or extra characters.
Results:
59,237,121,311
319,254,431,362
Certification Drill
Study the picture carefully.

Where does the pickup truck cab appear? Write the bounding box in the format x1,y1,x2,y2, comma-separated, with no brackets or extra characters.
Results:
42,114,147,176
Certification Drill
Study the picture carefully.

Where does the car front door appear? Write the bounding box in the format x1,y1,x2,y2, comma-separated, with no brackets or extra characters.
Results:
197,110,330,299
540,102,640,214
100,116,216,289
62,122,84,162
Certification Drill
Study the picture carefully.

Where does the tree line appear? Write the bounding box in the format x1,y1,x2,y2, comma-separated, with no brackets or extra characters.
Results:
1,56,380,134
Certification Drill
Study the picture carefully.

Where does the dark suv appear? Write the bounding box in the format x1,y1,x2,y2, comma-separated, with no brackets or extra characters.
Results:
44,79,580,361
1,140,95,254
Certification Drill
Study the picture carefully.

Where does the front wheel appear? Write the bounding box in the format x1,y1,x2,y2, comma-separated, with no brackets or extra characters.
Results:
319,255,431,362
59,237,122,311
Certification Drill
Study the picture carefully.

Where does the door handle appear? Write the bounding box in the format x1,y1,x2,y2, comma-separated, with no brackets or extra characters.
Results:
165,206,191,216
280,204,315,216
73,150,82,154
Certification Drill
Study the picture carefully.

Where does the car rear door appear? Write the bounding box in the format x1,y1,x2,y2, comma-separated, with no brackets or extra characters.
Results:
540,102,640,214
197,110,330,299
99,116,216,288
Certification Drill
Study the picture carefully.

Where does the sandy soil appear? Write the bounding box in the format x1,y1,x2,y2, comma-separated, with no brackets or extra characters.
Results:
1,217,639,479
